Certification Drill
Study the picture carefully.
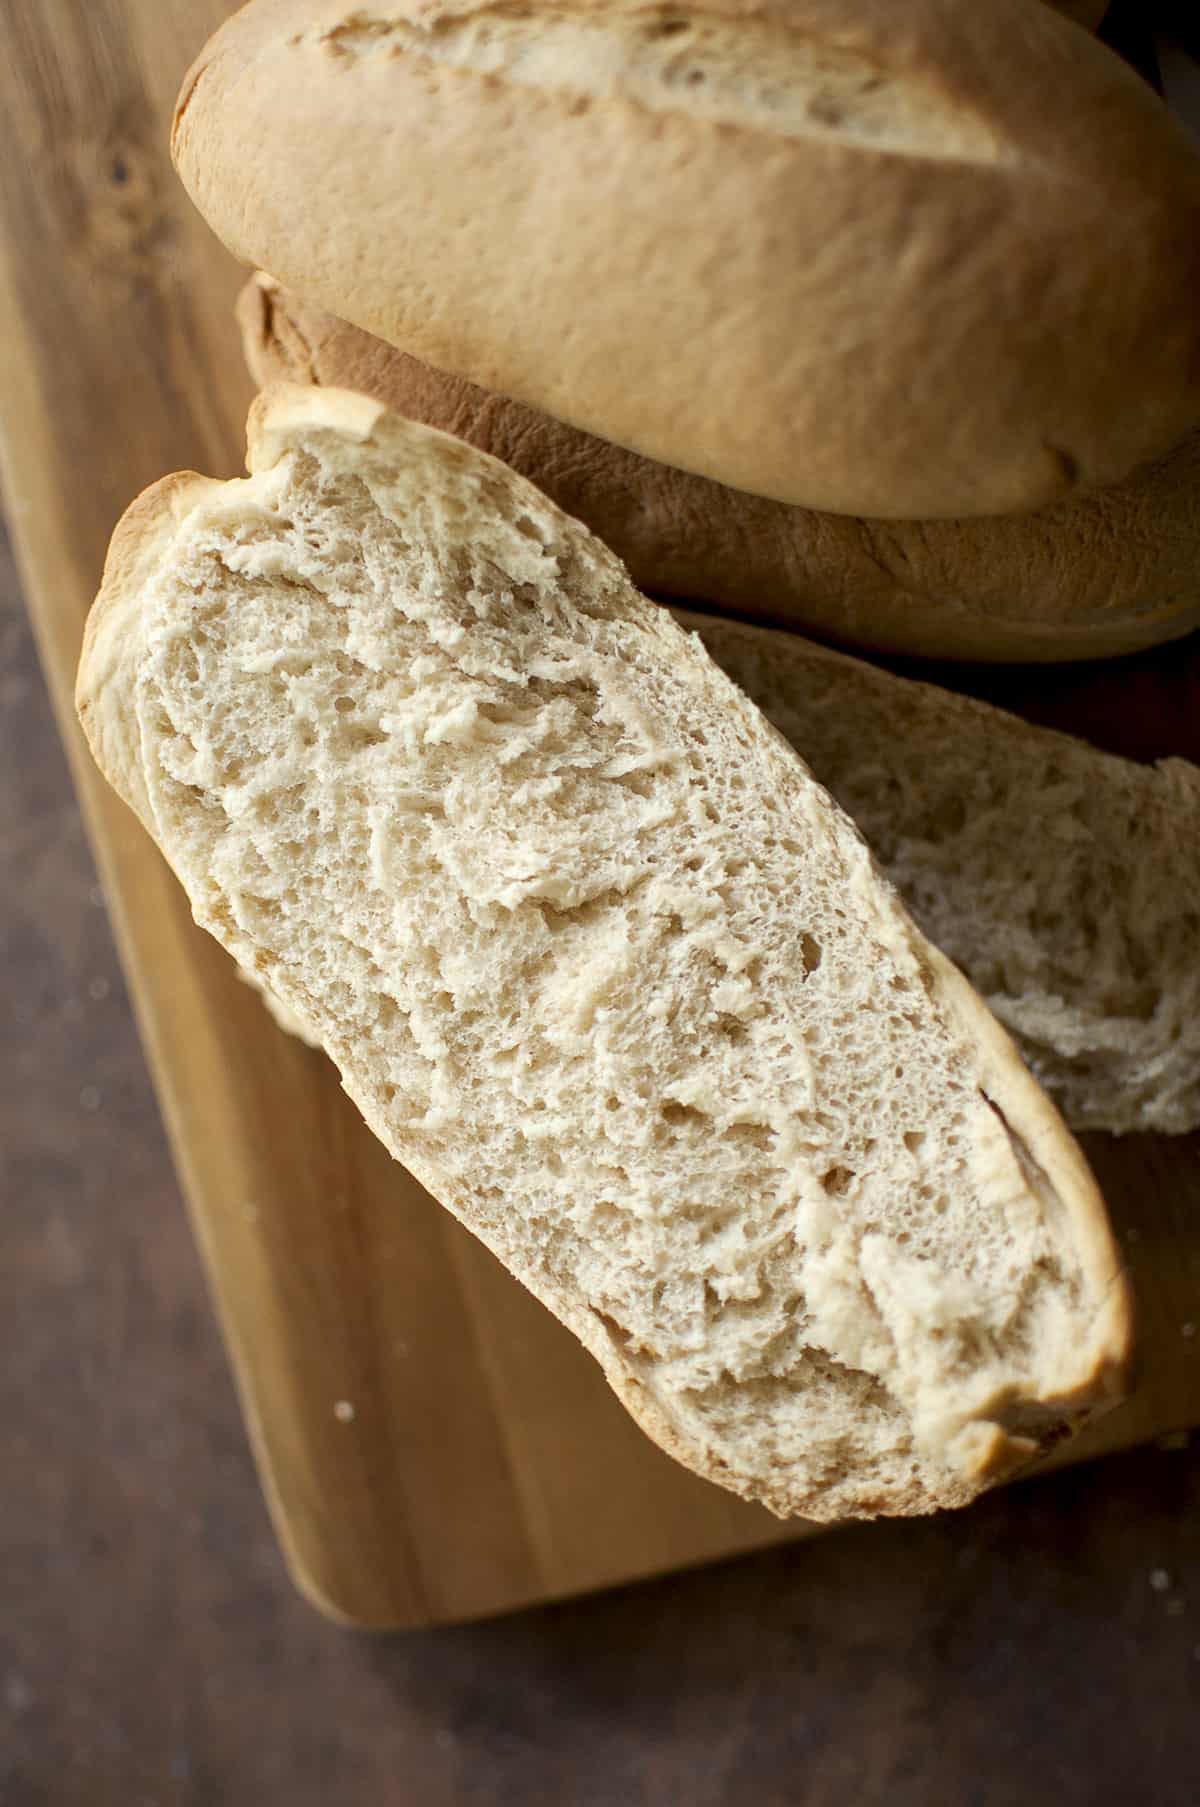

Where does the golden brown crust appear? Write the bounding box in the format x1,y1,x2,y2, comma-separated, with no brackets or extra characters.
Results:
179,0,1200,520
239,276,1200,662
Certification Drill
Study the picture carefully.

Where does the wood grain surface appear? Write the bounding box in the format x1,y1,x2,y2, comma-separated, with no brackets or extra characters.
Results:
1,0,1199,1634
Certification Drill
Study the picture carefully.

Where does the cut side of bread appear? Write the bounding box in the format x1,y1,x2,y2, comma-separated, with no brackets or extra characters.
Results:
238,275,1200,663
76,388,1131,1521
247,590,1200,1134
685,615,1200,1137
235,288,1200,1126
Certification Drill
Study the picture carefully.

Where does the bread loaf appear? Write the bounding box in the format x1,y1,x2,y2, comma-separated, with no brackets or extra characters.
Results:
239,276,1200,662
174,0,1200,520
76,387,1130,1520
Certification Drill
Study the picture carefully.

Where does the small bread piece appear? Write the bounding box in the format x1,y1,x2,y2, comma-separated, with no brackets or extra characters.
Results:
685,614,1200,1135
76,388,1130,1521
239,277,1200,661
174,0,1200,519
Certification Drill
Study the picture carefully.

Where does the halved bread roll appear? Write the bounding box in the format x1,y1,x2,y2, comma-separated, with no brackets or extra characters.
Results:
77,388,1131,1520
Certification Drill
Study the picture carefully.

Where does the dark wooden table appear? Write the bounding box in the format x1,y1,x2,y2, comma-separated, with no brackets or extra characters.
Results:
3,515,1200,1807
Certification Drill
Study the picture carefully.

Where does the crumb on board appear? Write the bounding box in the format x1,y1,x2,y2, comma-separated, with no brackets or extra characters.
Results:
334,1400,356,1423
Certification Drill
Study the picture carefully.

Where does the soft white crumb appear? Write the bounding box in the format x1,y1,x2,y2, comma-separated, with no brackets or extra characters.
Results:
86,400,1133,1523
1150,1568,1172,1592
1182,1322,1196,1341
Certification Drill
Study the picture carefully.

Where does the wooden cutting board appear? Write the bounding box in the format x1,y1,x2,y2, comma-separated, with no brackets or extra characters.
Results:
2,0,1199,1630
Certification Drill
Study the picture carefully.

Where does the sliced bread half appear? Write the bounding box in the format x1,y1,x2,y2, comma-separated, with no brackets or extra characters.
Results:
76,388,1131,1520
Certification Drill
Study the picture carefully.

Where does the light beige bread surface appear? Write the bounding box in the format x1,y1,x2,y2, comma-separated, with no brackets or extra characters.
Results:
77,386,1131,1521
683,614,1200,1136
240,276,1200,662
239,498,1200,1134
174,0,1200,521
